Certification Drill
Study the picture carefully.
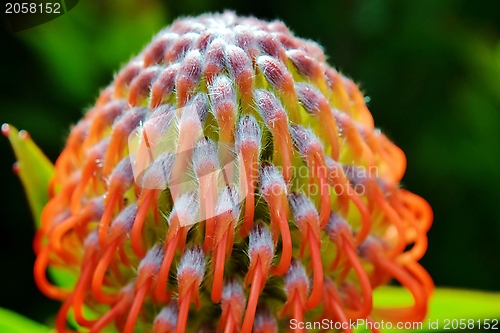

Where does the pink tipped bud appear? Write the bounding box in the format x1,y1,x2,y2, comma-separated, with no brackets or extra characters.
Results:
256,55,292,92
99,100,127,124
109,203,138,237
325,211,351,240
177,246,206,283
225,45,252,78
254,89,287,125
358,236,383,262
295,82,329,114
255,31,286,62
288,192,318,230
248,224,275,265
193,138,220,177
114,61,142,97
234,25,258,59
109,156,134,188
165,32,199,63
204,38,227,83
290,124,322,158
176,50,203,105
129,66,162,106
114,107,148,136
286,49,321,79
215,186,240,219
209,74,237,117
284,260,309,297
222,279,245,304
169,191,200,228
153,303,179,332
143,33,178,66
151,63,180,107
138,244,165,276
139,152,176,189
235,115,262,152
187,92,209,123
259,163,287,198
253,307,278,333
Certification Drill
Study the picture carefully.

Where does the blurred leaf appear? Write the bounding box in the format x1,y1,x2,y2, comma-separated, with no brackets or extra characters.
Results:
18,0,167,103
2,124,53,228
0,307,52,333
374,286,500,331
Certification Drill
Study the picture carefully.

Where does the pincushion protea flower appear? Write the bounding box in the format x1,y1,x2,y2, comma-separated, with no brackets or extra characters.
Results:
4,11,434,333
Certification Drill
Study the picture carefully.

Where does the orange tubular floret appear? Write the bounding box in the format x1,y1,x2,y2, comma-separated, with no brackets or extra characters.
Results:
292,293,305,333
91,239,120,304
34,247,71,300
313,153,331,229
318,107,340,161
366,247,428,323
270,199,292,277
131,189,155,258
176,284,194,333
404,261,435,298
89,287,133,333
237,135,259,238
400,189,433,232
55,295,78,333
98,182,122,248
155,233,180,303
199,173,216,251
212,231,229,303
341,233,373,319
372,187,407,258
305,229,323,310
241,260,262,333
323,281,354,333
124,279,152,333
72,258,98,327
275,122,293,185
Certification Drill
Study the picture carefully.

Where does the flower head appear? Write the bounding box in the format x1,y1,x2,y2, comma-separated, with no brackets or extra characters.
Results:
14,11,433,332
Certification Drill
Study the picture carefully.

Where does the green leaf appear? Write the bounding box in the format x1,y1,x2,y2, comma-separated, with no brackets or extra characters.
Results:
2,123,54,228
2,124,75,288
0,308,52,333
373,286,500,331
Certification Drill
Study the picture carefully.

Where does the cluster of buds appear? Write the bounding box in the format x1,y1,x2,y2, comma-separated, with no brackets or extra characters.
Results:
26,12,433,333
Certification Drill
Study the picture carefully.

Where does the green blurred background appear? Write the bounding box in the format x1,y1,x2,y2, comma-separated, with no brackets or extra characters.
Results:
1,0,499,325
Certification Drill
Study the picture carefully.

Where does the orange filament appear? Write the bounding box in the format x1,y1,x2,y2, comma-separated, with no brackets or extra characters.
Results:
199,174,216,251
275,122,293,184
239,146,259,237
341,233,373,319
372,188,406,257
302,229,322,310
72,258,98,327
241,260,262,333
312,153,331,229
131,189,155,258
91,239,120,304
323,282,354,333
372,253,427,322
212,231,229,303
55,295,77,333
318,106,340,161
176,284,194,333
269,197,292,276
292,291,304,332
98,182,123,248
124,279,152,333
34,246,71,300
156,233,180,303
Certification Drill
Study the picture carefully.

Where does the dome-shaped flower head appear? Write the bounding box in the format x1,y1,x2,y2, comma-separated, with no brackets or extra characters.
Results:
5,11,434,333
